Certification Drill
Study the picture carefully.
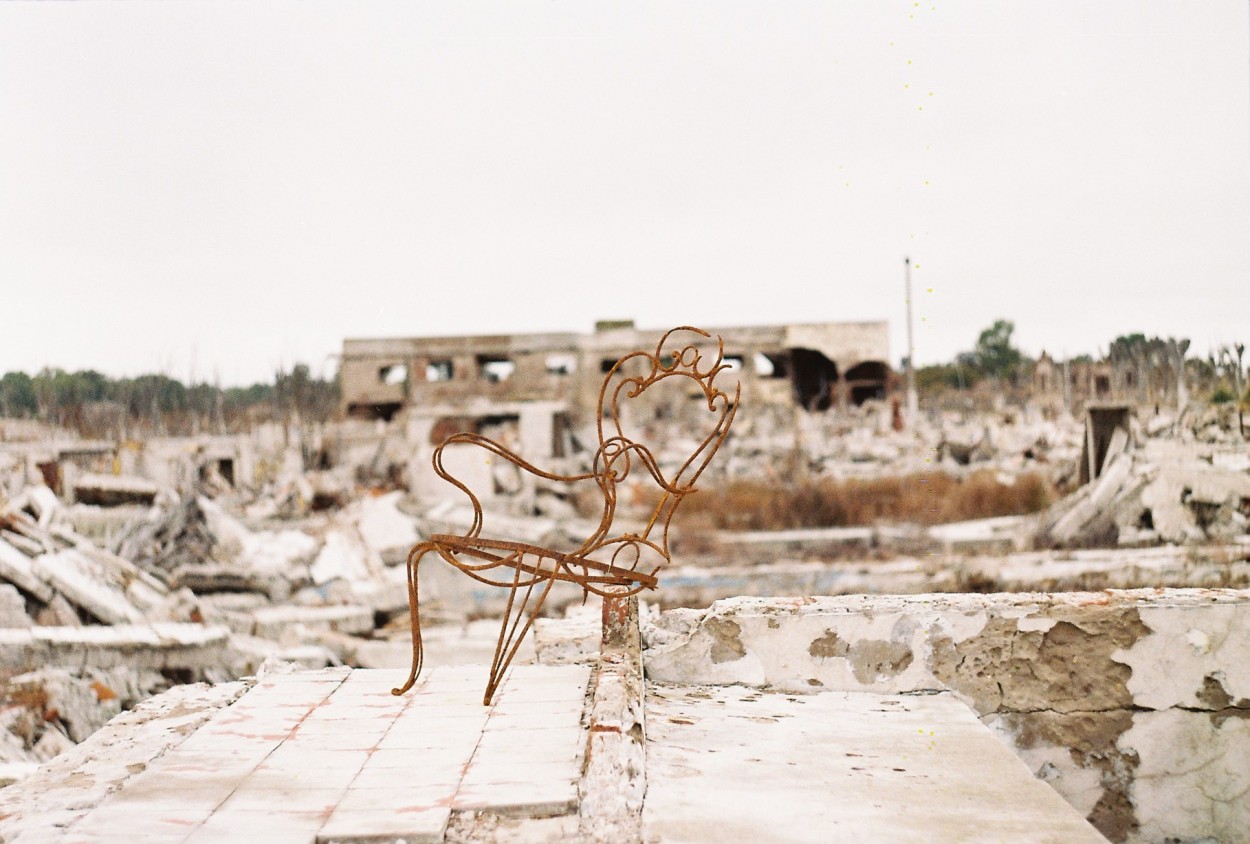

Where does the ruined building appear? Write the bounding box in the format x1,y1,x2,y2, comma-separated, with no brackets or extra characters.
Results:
339,319,892,424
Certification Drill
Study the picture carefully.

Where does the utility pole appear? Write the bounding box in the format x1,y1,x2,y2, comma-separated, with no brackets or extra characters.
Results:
1235,342,1245,438
904,256,918,422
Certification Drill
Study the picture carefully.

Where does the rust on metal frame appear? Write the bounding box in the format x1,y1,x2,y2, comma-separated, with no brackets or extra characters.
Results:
392,326,741,705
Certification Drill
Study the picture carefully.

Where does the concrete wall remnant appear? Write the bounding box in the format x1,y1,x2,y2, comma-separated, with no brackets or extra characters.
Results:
642,588,1250,843
341,319,891,423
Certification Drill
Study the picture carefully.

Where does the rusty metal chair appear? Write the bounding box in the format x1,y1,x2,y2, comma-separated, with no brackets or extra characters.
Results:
392,326,740,704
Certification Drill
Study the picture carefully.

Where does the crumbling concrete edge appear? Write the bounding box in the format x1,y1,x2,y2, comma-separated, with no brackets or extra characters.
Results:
0,678,253,843
578,594,646,843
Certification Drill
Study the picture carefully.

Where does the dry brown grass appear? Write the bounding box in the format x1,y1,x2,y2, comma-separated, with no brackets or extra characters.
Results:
682,470,1056,531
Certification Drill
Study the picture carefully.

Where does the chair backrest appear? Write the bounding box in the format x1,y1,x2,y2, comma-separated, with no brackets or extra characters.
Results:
574,326,740,577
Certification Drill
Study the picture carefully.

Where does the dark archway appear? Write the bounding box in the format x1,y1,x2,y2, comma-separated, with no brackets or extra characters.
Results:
844,361,889,406
789,348,839,411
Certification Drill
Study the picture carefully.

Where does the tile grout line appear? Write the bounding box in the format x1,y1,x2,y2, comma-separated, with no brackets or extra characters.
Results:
177,672,352,844
313,668,463,843
445,665,506,823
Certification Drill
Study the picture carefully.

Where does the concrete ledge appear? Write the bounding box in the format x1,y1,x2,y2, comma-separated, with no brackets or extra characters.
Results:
249,605,375,639
0,622,232,674
578,596,646,842
658,544,1250,608
643,588,1250,843
0,679,252,842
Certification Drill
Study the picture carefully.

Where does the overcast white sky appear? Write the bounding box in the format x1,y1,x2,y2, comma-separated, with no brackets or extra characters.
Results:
2,1,1247,386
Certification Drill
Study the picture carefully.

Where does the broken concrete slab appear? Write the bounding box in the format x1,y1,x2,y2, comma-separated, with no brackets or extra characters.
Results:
0,622,231,676
250,604,374,640
355,490,420,564
71,472,159,507
1140,463,1250,545
1040,435,1250,548
310,527,383,586
30,549,149,625
170,563,294,602
3,483,63,530
0,535,54,603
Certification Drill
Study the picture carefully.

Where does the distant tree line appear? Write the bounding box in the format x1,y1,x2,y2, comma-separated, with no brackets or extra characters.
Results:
0,364,338,437
914,320,1246,407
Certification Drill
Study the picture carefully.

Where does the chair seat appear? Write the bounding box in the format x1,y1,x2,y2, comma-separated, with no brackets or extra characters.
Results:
426,533,660,591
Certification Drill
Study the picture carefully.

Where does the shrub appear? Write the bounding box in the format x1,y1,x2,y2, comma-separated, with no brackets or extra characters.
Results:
682,470,1056,531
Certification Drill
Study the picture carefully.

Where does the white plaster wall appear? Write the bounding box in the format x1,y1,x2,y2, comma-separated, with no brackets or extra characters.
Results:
1123,709,1250,843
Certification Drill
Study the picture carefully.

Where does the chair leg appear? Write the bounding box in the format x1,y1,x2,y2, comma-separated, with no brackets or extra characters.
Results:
391,541,434,696
482,563,558,706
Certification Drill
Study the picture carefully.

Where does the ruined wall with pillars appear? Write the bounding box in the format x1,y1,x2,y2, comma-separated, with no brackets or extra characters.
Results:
341,322,892,420
642,588,1250,844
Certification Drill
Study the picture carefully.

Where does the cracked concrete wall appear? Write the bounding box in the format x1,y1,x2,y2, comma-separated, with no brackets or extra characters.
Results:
642,588,1250,843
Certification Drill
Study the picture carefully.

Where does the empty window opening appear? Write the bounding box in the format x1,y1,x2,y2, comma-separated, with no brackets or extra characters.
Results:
844,361,889,406
197,458,235,488
552,412,573,458
1095,375,1111,396
790,348,840,411
478,413,521,428
477,355,515,383
379,364,408,385
723,355,744,373
753,352,788,379
347,402,402,422
546,354,576,376
426,360,454,382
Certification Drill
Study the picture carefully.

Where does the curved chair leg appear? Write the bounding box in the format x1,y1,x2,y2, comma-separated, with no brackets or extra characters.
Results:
391,541,435,696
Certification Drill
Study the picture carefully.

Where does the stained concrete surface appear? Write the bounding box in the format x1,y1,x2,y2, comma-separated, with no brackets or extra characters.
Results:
642,685,1105,843
643,589,1250,843
0,665,590,844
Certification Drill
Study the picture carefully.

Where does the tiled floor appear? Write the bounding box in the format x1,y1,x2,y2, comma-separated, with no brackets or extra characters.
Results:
61,664,591,844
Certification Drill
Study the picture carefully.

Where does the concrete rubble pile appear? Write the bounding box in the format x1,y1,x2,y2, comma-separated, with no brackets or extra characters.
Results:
0,489,227,784
113,495,317,602
708,402,1085,486
0,481,438,783
0,665,171,787
0,486,196,627
1039,419,1250,550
